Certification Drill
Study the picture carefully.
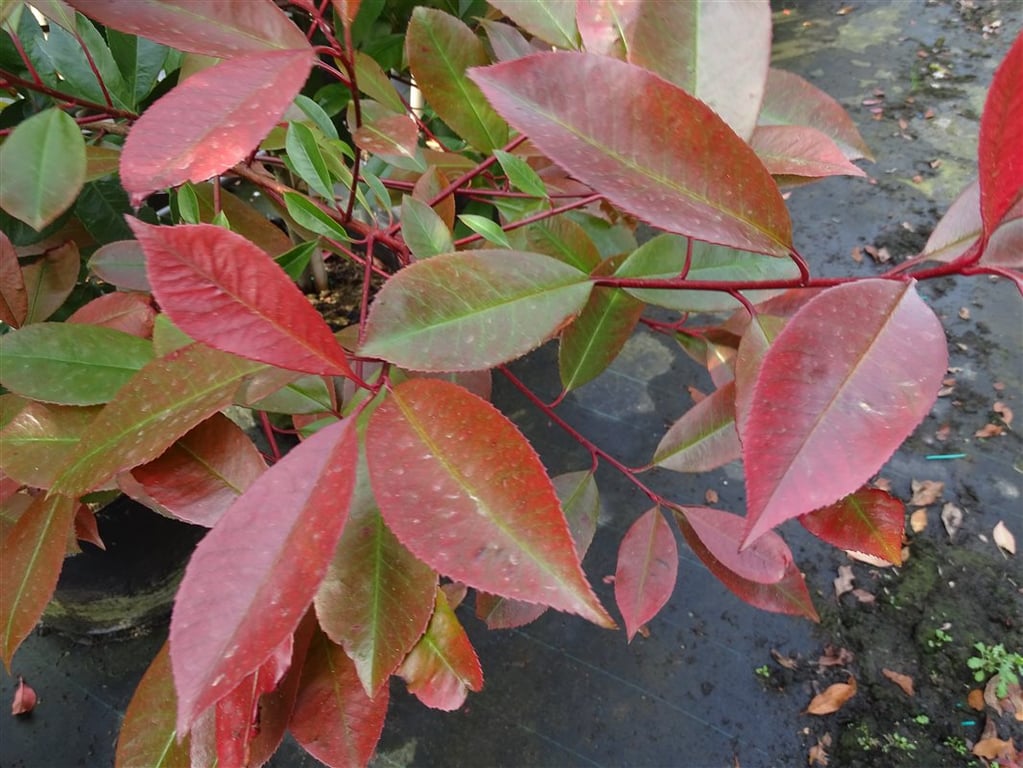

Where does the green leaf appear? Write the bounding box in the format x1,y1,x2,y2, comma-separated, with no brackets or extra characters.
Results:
0,401,99,490
520,214,601,272
106,28,168,108
361,250,593,371
406,7,508,152
401,196,454,259
22,241,80,323
243,373,333,415
353,50,406,114
0,323,154,405
175,183,201,224
487,0,580,50
50,344,262,497
39,12,133,111
615,235,800,312
652,382,742,472
274,240,318,281
286,122,336,202
74,177,134,243
294,93,338,141
283,192,350,241
559,284,644,392
458,214,512,249
493,149,548,198
0,108,85,231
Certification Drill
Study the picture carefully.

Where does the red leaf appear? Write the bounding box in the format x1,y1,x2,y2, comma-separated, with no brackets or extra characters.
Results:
979,31,1023,237
73,504,104,550
0,402,99,489
800,488,905,565
733,313,786,440
0,493,76,668
0,233,27,328
214,636,292,768
22,241,79,324
67,292,155,337
120,49,314,200
469,52,793,257
742,280,947,546
131,413,267,527
115,642,190,768
130,220,353,378
290,627,389,768
398,588,482,711
87,240,150,291
69,0,310,59
366,378,614,628
314,504,437,698
11,677,36,715
760,68,873,161
674,506,819,621
652,381,741,472
751,126,866,180
576,1,631,58
615,507,678,642
170,418,358,732
475,469,601,630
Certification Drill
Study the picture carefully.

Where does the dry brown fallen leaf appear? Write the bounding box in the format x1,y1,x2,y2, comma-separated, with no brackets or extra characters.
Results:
851,588,875,604
806,676,857,715
11,677,36,716
770,648,799,670
968,688,986,711
975,423,1006,438
834,565,855,598
872,477,893,492
972,735,1019,762
910,479,944,506
910,508,929,533
818,645,855,668
704,488,719,505
985,677,1023,721
882,668,915,696
941,502,964,539
808,733,832,766
994,521,1017,556
846,550,894,568
994,401,1014,426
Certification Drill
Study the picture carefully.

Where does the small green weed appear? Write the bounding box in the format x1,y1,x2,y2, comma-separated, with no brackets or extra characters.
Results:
967,643,1023,698
926,627,952,650
754,664,771,679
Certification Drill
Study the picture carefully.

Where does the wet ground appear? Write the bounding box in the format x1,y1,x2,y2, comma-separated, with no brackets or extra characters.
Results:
2,1,1021,766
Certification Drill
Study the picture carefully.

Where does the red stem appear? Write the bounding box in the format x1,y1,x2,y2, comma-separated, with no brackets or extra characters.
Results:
0,69,136,119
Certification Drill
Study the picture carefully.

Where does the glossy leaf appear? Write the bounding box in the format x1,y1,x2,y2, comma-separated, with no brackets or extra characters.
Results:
21,241,80,324
68,0,310,58
315,500,437,697
0,492,76,668
88,240,150,291
742,280,947,546
800,488,905,565
171,417,358,732
412,166,455,230
120,49,315,200
401,196,454,260
0,323,153,405
50,344,261,496
107,28,168,108
978,31,1023,237
470,52,792,256
458,214,512,249
353,50,405,114
290,627,389,768
0,108,85,231
521,214,601,272
406,7,508,153
286,121,336,202
559,280,644,392
361,250,592,371
733,313,786,439
923,180,1023,268
493,149,548,198
115,641,190,768
366,378,614,627
192,184,293,258
615,507,678,642
751,126,866,180
75,177,133,244
0,401,99,488
398,588,483,711
68,291,155,337
652,382,741,473
0,234,27,327
214,636,292,768
618,1,770,140
476,469,600,629
35,12,131,111
759,68,873,161
614,234,799,312
131,414,266,528
488,0,579,50
479,18,536,62
283,192,351,242
352,110,421,164
675,506,819,621
131,220,353,378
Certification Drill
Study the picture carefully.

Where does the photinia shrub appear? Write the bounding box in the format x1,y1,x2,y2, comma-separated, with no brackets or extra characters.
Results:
0,1,1020,764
